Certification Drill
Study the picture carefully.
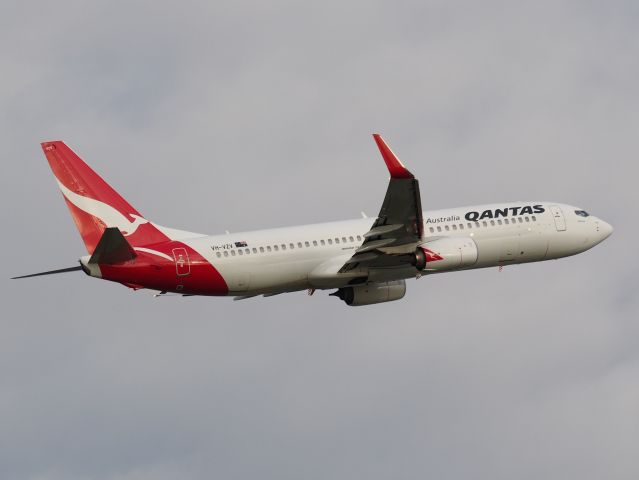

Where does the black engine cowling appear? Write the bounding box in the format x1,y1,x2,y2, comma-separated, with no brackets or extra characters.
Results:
331,280,406,306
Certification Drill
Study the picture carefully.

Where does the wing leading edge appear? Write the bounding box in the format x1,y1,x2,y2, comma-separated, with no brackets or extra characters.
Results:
340,134,423,273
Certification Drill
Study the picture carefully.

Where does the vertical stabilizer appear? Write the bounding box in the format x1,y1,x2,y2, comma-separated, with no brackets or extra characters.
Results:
41,141,170,253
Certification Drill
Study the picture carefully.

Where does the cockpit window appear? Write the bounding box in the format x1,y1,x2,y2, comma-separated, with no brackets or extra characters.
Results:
575,210,590,218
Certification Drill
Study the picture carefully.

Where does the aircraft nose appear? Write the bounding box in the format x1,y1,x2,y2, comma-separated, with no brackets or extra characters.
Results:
595,219,613,241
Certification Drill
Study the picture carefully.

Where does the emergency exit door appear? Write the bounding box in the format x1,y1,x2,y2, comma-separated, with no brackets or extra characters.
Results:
550,205,566,231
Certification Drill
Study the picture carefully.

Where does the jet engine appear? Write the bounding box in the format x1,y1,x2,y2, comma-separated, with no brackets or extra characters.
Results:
331,280,406,306
413,237,478,271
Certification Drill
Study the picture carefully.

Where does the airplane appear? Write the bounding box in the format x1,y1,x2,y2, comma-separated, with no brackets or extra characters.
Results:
12,135,613,306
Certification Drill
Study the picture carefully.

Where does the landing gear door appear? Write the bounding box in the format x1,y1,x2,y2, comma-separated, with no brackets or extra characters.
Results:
172,247,191,276
550,205,566,232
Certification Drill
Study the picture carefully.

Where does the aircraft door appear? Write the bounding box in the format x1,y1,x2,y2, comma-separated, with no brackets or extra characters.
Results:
172,247,191,276
550,205,567,231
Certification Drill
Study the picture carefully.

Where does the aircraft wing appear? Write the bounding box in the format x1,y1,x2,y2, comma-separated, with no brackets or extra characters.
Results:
339,134,423,273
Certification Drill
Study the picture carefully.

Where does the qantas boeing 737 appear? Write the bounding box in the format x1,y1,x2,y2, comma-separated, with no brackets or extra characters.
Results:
13,135,613,306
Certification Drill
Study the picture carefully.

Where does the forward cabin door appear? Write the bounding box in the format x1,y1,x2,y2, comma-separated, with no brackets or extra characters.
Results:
550,205,567,231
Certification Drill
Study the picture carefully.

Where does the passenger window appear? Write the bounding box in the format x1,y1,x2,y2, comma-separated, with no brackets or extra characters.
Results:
475,222,480,228
305,241,310,247
320,240,326,246
356,235,362,241
349,236,354,242
328,239,333,245
267,246,272,252
497,220,502,225
245,248,250,254
429,227,435,233
445,225,450,231
223,251,229,257
532,215,537,221
342,237,347,243
274,245,279,251
313,240,318,246
216,252,221,258
252,248,257,253
437,226,442,232
467,223,472,229
459,224,464,230
482,221,488,227
290,243,294,249
298,242,302,248
525,217,530,222
281,244,286,250
518,217,523,223
490,220,495,226
259,247,265,253
231,250,236,256
504,219,509,224
335,238,340,244
452,224,457,230
238,250,243,255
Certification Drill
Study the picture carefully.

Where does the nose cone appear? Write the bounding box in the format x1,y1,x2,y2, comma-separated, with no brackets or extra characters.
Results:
596,219,614,242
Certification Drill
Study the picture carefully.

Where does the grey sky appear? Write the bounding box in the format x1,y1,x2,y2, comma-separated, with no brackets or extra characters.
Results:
1,1,638,479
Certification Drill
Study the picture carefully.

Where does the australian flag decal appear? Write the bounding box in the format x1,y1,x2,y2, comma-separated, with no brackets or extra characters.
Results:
234,241,248,248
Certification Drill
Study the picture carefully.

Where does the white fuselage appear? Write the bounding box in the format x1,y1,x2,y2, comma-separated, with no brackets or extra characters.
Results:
29,138,613,305
178,202,613,296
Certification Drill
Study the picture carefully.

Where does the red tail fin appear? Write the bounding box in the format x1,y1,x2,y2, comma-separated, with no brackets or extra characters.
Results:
41,141,170,253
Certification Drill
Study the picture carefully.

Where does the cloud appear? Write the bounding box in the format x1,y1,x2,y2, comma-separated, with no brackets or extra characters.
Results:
1,1,637,479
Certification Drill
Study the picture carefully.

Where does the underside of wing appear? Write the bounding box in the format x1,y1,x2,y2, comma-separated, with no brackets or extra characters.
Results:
340,134,423,273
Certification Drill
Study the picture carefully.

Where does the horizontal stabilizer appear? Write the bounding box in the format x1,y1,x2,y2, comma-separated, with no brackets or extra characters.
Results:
11,265,82,279
89,227,137,264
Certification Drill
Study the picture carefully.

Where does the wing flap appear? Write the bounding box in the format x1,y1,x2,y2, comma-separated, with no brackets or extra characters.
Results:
344,252,380,264
363,223,404,238
355,238,397,253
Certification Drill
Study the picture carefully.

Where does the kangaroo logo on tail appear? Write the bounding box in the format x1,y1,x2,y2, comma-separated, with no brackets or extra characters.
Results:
56,180,149,236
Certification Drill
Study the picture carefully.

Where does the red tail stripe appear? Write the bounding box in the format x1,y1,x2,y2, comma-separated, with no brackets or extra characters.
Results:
42,141,141,218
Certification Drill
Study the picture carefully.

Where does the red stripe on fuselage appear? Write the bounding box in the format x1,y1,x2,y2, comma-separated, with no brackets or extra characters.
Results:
97,241,228,296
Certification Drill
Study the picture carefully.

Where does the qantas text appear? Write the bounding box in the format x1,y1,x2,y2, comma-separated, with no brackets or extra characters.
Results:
464,205,545,221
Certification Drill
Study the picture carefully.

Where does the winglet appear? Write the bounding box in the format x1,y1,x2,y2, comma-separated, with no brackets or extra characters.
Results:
372,134,414,179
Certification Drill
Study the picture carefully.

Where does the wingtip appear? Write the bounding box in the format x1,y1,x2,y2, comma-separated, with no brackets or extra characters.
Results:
372,134,413,179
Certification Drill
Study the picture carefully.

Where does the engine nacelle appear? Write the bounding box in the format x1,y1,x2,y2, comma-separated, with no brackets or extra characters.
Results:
413,237,478,271
331,280,406,306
